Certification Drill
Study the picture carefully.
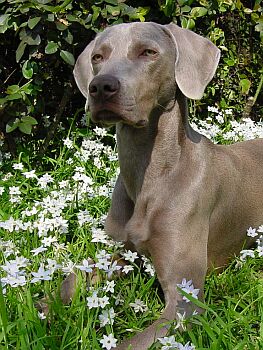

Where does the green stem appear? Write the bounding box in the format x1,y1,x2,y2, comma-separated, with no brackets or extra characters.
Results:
253,72,263,105
0,284,8,350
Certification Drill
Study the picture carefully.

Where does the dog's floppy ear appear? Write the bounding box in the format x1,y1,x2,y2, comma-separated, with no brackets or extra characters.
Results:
164,23,220,100
73,39,95,106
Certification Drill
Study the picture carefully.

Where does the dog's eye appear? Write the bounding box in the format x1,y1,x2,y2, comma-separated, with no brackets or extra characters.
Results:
92,54,103,63
140,49,158,57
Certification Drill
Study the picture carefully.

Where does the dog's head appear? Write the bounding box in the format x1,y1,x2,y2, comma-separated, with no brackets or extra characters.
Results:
74,22,220,127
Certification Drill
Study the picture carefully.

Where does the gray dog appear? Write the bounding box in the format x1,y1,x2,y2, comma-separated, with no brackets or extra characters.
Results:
74,22,261,350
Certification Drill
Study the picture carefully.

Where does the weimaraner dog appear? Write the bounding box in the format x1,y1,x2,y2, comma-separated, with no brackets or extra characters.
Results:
73,22,262,349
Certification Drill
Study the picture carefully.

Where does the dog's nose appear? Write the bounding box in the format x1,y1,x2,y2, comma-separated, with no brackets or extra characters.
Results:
89,75,120,100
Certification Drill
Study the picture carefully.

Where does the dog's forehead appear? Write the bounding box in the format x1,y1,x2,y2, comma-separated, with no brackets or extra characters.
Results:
94,22,168,51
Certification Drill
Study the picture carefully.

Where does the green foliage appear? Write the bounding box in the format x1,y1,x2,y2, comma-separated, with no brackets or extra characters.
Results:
0,0,262,145
161,0,263,116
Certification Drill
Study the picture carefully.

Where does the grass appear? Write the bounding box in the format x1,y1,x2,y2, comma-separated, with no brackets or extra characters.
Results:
0,112,263,349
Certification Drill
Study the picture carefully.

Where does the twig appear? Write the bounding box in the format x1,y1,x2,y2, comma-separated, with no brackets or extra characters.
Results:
39,81,73,157
242,72,263,119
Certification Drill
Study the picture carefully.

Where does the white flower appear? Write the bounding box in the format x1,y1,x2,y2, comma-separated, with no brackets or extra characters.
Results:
240,249,255,260
177,342,195,350
41,236,57,247
46,259,61,273
122,250,138,263
257,246,263,257
61,260,75,274
87,291,100,309
91,228,109,244
106,261,122,279
22,170,37,178
63,137,73,149
141,256,155,276
75,166,85,173
66,158,73,164
9,186,21,196
99,295,110,309
11,256,29,268
77,210,93,226
30,246,47,256
38,174,54,189
94,157,103,169
100,334,117,350
174,311,187,331
31,264,52,283
225,109,233,115
122,265,134,274
76,259,94,273
158,335,178,349
96,257,111,271
99,308,116,327
129,299,148,313
22,206,38,217
257,225,263,233
177,279,200,303
1,274,26,288
208,106,219,113
2,173,13,181
247,227,257,238
1,257,28,276
215,114,224,124
12,163,24,170
94,126,107,137
9,195,22,204
104,280,115,294
0,186,4,195
38,312,46,320
59,180,69,189
80,113,87,126
96,249,111,260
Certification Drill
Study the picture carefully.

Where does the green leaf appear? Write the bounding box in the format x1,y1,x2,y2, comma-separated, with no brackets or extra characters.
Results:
60,50,75,66
92,5,101,23
26,33,41,45
64,30,73,44
56,21,67,31
21,116,38,125
106,5,120,16
28,17,41,29
16,41,27,62
187,18,195,29
240,78,251,94
191,7,208,18
6,118,20,133
45,41,59,54
181,16,188,28
255,19,263,33
178,0,188,5
0,14,9,26
47,14,54,21
0,14,9,32
244,8,253,14
6,85,20,94
181,5,191,13
223,58,236,66
19,123,33,134
105,0,118,4
22,60,33,79
6,93,22,101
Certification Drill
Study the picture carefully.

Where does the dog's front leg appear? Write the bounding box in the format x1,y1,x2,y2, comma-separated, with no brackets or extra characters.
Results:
116,219,208,350
105,174,134,242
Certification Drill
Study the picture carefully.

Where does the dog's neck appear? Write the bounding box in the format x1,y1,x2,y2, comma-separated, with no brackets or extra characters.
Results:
116,90,201,202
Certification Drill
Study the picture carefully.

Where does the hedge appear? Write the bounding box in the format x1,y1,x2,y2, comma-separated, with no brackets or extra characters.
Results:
0,0,262,154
